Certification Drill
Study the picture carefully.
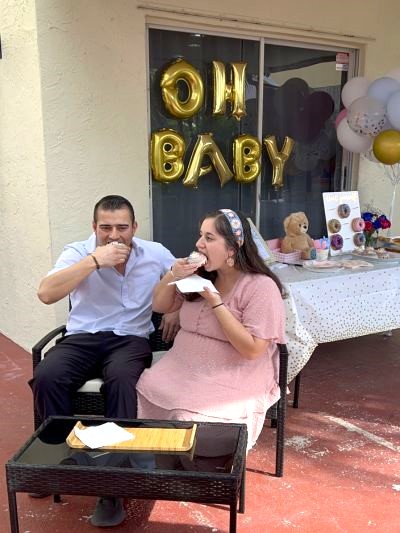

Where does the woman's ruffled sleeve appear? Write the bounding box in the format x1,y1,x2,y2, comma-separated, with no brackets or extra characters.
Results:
240,276,286,344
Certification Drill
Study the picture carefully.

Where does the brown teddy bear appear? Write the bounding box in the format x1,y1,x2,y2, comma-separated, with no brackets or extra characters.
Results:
281,211,316,260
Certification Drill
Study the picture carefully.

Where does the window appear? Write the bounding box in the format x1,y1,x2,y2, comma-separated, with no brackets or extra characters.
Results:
148,28,352,255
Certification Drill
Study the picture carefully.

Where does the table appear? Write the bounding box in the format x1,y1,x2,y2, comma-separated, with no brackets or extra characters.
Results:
6,416,247,533
270,256,400,382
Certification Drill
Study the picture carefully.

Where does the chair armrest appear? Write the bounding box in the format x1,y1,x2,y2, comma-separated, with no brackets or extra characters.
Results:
277,343,289,391
32,325,67,369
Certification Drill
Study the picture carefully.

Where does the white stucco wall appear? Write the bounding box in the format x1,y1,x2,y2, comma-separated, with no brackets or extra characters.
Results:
1,0,400,349
0,0,58,348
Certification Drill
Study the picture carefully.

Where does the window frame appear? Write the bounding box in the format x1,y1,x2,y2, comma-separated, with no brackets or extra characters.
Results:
146,22,358,237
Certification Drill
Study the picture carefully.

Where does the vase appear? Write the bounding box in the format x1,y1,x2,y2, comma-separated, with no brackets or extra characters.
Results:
364,234,377,248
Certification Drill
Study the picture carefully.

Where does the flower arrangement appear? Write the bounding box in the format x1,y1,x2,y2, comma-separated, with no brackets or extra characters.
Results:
361,211,391,247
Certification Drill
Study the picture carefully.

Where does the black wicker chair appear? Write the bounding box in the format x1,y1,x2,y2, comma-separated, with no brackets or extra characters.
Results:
32,320,289,477
32,312,172,430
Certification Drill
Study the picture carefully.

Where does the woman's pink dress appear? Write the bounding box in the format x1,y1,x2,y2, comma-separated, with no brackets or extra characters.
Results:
136,273,286,449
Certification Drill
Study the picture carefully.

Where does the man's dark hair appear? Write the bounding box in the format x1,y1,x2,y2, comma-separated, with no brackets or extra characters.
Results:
93,195,135,223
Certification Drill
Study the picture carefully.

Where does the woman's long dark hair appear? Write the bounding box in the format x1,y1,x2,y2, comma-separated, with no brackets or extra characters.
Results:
186,210,283,300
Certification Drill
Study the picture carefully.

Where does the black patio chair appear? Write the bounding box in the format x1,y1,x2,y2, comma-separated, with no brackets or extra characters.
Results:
31,312,172,430
32,320,289,477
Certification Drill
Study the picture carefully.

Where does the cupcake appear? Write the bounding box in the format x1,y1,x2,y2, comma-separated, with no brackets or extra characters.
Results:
187,251,207,267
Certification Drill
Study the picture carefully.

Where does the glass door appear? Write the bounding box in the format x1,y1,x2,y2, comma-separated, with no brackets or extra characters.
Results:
259,43,348,238
148,28,351,255
149,29,259,256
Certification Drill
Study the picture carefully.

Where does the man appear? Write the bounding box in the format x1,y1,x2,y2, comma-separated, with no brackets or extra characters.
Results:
30,195,178,526
31,194,178,421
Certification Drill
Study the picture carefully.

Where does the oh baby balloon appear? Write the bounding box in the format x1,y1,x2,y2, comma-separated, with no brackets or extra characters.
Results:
151,58,294,188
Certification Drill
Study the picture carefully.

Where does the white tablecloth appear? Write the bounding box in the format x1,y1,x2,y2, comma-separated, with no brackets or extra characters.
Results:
270,257,400,382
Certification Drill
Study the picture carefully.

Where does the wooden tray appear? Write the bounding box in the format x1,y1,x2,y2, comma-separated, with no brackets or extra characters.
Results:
66,421,197,452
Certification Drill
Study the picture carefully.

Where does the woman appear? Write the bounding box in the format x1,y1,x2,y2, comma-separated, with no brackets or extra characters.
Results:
136,209,285,449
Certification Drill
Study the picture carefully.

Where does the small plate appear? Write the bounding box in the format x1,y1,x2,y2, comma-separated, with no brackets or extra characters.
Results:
302,260,344,273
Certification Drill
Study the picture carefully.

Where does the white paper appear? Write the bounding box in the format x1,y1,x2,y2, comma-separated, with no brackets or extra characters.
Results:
74,422,133,449
168,274,219,294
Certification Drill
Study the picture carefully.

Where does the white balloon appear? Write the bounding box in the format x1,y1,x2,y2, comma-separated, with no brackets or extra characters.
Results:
337,118,372,153
367,77,400,104
341,76,370,108
386,90,400,129
381,117,393,132
385,67,400,82
347,95,386,137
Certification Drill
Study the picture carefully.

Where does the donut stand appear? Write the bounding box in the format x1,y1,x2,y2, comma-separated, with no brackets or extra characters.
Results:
322,191,363,256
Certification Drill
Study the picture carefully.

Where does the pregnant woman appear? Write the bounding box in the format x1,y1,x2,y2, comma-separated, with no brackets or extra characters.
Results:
136,209,286,450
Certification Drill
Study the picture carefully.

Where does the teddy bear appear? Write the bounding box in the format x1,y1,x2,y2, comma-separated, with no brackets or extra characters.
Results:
281,211,316,260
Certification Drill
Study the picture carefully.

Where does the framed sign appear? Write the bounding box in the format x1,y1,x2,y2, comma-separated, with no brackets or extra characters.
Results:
322,191,361,255
247,218,275,265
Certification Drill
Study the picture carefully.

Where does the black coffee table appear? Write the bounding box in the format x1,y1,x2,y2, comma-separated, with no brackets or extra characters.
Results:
6,416,247,532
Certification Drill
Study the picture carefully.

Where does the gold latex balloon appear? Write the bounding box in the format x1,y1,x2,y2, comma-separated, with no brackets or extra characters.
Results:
150,129,186,183
160,59,204,119
233,134,261,183
183,133,233,188
263,135,294,189
212,61,247,120
372,129,400,165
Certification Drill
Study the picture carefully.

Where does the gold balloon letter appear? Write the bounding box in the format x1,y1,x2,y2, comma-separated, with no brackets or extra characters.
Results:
151,129,186,183
160,59,204,118
212,61,247,120
233,135,261,183
183,134,233,188
263,135,294,189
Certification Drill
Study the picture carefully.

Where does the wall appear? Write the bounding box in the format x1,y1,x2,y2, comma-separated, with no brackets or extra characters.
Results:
0,0,58,347
1,0,400,349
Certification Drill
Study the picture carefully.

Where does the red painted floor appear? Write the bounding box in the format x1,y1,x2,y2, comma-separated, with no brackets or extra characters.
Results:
1,331,399,532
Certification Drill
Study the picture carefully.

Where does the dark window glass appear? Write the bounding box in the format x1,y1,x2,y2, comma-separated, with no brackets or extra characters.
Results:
259,43,347,239
149,29,348,253
149,29,259,255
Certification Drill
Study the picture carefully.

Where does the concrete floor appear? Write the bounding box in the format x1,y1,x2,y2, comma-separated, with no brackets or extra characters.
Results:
1,331,399,532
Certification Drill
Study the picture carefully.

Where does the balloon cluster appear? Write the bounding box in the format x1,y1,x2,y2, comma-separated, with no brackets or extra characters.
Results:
336,68,400,164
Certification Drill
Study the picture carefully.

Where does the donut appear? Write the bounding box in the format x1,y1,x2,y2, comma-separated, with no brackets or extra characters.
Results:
187,251,207,266
353,232,366,246
330,233,343,250
338,203,351,218
328,219,341,233
351,217,365,232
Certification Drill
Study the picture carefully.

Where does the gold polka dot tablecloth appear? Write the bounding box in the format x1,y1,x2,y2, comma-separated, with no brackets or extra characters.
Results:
272,260,400,383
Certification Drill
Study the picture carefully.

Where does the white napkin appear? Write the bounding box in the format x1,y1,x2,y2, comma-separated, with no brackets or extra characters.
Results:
168,274,219,294
74,422,133,449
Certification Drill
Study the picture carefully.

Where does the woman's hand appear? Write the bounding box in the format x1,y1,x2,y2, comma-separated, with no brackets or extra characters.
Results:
170,258,199,280
198,286,222,307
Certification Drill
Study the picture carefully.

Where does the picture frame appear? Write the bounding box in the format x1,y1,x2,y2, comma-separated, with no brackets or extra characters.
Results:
247,218,275,265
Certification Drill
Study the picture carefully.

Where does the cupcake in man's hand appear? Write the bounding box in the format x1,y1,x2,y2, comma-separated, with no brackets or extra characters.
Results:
186,251,207,267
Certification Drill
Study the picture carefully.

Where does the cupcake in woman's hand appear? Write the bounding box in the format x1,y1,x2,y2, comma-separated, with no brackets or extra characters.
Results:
186,251,207,267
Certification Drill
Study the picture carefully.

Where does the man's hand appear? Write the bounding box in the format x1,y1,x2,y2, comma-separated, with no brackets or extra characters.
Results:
93,243,130,268
159,310,180,343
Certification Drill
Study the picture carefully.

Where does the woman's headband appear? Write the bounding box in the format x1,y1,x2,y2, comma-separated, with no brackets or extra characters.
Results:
219,209,244,247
